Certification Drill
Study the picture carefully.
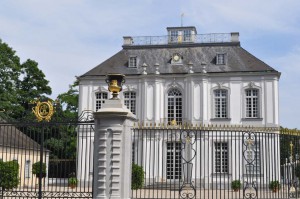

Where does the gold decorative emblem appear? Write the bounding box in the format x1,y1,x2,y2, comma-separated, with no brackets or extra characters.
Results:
32,100,54,122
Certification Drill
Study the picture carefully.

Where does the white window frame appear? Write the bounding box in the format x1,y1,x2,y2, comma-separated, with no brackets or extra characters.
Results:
245,88,259,118
214,142,229,174
124,91,136,115
216,53,226,65
95,92,108,111
167,88,183,124
213,89,228,118
129,56,137,68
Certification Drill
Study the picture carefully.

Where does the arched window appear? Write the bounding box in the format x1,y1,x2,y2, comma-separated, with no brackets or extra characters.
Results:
124,91,136,115
214,89,228,118
245,89,259,118
167,88,182,124
95,92,108,111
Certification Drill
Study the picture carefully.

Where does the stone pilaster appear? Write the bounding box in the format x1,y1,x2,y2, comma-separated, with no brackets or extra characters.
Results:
93,99,136,199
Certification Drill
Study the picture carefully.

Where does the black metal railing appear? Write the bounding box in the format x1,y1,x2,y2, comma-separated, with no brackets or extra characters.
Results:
131,125,299,199
0,111,94,198
126,33,232,46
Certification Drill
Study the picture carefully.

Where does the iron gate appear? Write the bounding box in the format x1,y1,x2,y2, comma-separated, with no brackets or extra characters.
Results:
131,125,299,199
0,111,93,198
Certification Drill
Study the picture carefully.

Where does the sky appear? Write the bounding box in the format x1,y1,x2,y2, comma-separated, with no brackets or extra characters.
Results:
0,0,299,128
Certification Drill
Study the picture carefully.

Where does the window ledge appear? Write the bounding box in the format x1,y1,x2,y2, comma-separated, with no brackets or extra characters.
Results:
242,118,263,121
210,118,231,121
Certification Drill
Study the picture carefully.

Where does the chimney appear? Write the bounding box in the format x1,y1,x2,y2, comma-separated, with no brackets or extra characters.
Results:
231,32,239,42
123,36,133,45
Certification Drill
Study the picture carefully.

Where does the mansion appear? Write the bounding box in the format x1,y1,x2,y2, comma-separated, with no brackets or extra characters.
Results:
77,26,280,187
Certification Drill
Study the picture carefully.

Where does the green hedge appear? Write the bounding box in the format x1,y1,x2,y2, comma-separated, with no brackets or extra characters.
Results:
32,161,47,178
131,163,144,190
0,160,19,190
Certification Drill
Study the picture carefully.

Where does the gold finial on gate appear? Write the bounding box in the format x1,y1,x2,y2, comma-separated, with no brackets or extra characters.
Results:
32,100,55,122
170,119,177,126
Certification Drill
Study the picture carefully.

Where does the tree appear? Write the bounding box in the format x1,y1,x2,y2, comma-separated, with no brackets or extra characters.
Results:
0,39,22,118
17,59,52,114
56,80,79,120
44,81,79,160
0,39,52,120
0,160,20,191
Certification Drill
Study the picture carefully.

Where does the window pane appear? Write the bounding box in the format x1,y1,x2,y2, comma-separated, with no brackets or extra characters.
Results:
124,91,136,114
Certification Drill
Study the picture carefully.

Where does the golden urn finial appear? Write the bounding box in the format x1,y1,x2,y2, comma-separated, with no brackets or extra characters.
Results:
105,74,125,100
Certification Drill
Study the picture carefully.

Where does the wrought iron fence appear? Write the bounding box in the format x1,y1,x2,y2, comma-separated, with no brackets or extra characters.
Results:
131,125,300,199
0,111,94,198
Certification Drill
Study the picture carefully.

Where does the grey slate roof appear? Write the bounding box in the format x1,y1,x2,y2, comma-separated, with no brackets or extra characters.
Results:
81,43,278,78
0,122,42,150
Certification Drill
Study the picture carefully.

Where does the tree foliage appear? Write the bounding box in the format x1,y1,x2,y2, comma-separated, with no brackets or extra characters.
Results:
131,163,144,190
0,160,20,190
0,39,22,117
32,161,47,178
0,39,52,120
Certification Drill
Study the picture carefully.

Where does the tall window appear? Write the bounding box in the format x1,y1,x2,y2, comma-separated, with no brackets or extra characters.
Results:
245,89,259,118
245,142,261,175
215,142,228,173
168,89,182,124
166,142,182,180
124,91,136,114
25,160,31,178
214,89,228,118
95,92,108,111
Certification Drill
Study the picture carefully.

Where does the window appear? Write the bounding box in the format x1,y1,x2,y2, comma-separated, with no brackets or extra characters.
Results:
245,89,259,118
129,57,137,68
215,142,228,173
183,29,191,42
216,54,226,65
167,89,182,124
25,160,30,178
170,30,178,42
245,142,261,175
214,89,228,118
166,142,182,180
124,91,136,114
95,92,108,111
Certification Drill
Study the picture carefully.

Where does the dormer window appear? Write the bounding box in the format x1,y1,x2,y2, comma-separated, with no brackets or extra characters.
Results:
167,26,197,44
216,53,226,65
129,56,137,68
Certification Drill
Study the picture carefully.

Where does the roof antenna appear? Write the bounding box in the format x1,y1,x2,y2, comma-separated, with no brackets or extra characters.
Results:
181,13,184,27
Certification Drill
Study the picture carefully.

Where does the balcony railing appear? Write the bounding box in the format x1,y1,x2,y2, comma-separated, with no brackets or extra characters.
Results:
123,33,238,46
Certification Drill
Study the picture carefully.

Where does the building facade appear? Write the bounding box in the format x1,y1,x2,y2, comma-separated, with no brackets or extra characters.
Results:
78,26,280,187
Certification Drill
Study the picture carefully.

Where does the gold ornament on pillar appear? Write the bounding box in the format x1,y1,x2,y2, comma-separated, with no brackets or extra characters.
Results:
105,74,125,100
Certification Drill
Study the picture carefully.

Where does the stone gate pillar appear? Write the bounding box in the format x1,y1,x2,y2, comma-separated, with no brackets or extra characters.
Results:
93,99,136,199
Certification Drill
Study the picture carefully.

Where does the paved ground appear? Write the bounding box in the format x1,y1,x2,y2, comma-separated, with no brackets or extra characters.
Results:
132,188,295,199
